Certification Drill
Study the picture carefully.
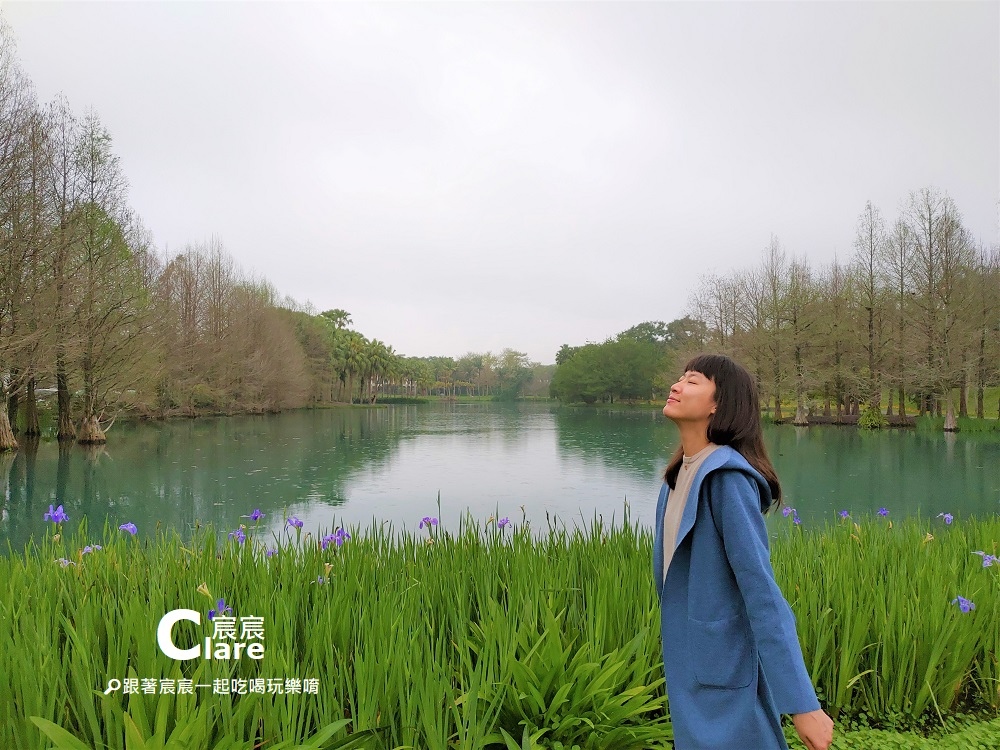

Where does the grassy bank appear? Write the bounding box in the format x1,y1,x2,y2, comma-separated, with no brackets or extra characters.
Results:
1,511,998,749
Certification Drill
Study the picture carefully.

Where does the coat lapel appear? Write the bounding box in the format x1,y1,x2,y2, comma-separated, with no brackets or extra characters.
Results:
672,445,733,554
654,445,734,596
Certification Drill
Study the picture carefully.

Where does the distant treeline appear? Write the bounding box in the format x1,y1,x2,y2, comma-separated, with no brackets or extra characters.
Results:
552,194,1000,428
550,320,702,404
0,20,542,450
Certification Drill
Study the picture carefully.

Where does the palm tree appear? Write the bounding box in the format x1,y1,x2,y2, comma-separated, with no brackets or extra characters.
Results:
363,340,396,402
342,332,368,403
320,309,352,332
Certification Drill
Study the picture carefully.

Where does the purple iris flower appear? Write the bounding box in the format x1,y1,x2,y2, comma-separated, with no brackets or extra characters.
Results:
56,558,75,567
973,552,996,568
498,517,510,529
782,507,795,518
937,513,954,525
228,527,246,544
839,510,850,519
419,516,438,529
878,508,889,517
951,596,975,613
320,528,350,550
266,547,278,558
286,516,304,529
119,522,137,535
793,514,802,526
208,598,232,620
82,544,102,555
242,509,265,522
44,504,69,524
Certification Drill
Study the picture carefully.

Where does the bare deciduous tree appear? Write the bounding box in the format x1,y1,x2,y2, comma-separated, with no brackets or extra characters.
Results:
786,255,817,425
73,111,151,443
852,200,889,411
0,22,36,450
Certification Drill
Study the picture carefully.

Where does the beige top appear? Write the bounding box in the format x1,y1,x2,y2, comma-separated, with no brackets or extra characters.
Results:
663,443,720,583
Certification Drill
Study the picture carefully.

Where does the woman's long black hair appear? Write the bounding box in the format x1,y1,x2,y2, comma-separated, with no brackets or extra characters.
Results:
663,353,781,513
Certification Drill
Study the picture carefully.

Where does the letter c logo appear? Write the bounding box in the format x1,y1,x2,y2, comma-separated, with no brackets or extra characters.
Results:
157,609,201,661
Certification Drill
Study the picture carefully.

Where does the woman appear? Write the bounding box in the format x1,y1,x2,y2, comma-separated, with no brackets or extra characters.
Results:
653,353,833,750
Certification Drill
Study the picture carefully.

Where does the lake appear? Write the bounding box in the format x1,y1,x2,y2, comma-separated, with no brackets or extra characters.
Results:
2,402,998,550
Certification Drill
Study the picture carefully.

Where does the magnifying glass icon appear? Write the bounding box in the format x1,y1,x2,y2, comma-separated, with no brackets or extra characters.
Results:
104,679,121,695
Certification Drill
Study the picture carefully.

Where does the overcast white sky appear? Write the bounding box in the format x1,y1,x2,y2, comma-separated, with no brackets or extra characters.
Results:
3,1,998,364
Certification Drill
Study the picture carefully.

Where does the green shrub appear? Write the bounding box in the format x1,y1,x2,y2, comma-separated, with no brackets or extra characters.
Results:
858,406,889,430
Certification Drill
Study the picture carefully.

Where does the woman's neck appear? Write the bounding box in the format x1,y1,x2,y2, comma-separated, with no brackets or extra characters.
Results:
677,422,711,457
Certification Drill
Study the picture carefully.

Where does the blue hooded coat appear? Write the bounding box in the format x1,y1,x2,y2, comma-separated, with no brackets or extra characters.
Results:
652,445,820,749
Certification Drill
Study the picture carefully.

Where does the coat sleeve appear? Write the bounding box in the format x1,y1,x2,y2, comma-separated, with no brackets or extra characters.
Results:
707,469,821,716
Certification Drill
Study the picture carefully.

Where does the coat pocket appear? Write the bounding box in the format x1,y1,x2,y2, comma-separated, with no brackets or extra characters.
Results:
689,614,755,689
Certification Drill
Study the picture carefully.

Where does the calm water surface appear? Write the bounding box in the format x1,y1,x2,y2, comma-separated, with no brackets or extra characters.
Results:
2,403,998,550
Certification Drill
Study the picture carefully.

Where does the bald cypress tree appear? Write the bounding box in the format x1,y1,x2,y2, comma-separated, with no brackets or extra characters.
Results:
73,111,151,443
0,20,36,451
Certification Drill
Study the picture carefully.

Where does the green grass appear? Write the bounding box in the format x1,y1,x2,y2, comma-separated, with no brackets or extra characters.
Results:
1,511,998,749
787,716,1000,749
764,386,1000,425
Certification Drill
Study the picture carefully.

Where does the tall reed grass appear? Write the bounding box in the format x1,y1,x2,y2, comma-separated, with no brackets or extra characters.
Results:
1,508,997,748
774,512,1000,722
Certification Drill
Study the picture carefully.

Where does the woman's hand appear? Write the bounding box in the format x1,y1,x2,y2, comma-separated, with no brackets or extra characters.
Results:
792,709,833,750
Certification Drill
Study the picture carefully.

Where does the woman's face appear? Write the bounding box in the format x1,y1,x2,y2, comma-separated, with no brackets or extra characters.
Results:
662,370,717,425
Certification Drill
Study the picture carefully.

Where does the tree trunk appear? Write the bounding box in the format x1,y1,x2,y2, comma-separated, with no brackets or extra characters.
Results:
78,387,106,444
773,393,783,422
57,363,76,441
943,395,958,432
7,372,20,434
834,354,843,418
793,403,808,426
977,326,987,419
24,378,40,436
0,408,18,452
867,307,877,409
886,388,894,417
959,378,968,419
77,414,106,444
898,386,906,419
